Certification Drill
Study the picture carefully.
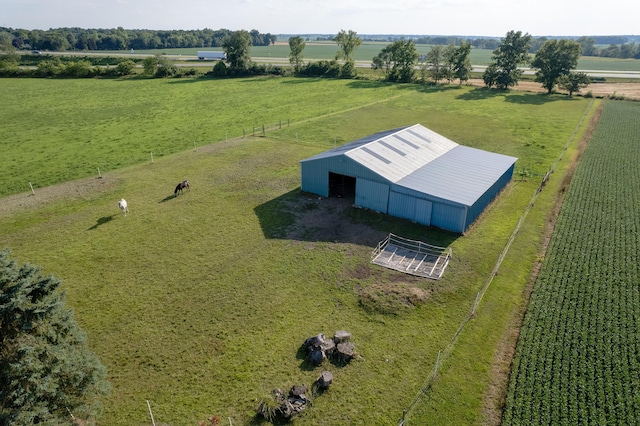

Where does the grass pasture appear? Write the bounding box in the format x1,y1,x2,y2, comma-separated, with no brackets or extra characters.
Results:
0,77,401,198
0,79,598,425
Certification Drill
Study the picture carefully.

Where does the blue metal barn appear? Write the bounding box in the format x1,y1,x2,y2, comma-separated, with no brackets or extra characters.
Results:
300,124,518,233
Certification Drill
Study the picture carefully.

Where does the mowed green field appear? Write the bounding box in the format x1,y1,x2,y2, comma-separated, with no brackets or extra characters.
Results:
0,78,598,425
503,100,640,424
0,77,401,197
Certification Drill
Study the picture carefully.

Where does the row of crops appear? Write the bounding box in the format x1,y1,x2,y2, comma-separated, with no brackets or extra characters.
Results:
503,100,640,425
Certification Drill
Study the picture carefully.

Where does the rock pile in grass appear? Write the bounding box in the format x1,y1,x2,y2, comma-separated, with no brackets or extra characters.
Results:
302,330,355,365
256,330,354,422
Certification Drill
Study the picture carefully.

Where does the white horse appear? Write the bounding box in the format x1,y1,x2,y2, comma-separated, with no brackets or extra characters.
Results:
118,199,129,216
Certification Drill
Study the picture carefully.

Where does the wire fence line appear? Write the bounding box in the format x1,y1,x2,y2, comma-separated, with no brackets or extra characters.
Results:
17,92,412,197
398,99,596,425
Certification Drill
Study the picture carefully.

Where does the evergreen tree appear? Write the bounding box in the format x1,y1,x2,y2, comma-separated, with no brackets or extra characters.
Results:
0,250,110,425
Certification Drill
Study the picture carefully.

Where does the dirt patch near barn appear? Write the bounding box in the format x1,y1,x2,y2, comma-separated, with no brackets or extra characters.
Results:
283,195,387,246
283,195,432,315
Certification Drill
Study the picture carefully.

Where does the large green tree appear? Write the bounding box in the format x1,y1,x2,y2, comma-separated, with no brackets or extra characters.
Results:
0,250,110,425
371,45,393,78
483,30,532,90
288,36,306,72
558,72,591,97
222,30,253,73
531,39,582,93
425,45,445,84
334,29,362,62
449,41,473,84
372,39,418,83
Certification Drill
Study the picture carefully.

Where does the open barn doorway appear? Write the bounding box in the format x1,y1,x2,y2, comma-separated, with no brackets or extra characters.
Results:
328,172,356,200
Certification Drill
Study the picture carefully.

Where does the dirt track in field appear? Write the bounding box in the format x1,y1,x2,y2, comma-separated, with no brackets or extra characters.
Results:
468,79,640,100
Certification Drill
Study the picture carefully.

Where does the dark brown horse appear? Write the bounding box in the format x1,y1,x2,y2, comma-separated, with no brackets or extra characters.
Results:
174,180,190,197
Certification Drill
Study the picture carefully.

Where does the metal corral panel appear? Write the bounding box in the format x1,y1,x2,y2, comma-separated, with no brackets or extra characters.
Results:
356,179,389,213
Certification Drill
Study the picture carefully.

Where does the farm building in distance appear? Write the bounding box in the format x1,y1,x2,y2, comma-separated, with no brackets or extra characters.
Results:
300,124,518,233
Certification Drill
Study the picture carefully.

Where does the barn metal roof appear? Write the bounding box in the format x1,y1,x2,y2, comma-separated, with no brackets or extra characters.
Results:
301,124,517,206
397,145,517,206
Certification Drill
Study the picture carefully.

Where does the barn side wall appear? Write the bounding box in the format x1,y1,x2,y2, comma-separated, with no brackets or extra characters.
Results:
464,164,515,230
388,185,468,233
356,179,390,213
300,156,388,198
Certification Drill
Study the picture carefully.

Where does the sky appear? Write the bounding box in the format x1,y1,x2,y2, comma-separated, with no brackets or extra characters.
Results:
1,0,638,37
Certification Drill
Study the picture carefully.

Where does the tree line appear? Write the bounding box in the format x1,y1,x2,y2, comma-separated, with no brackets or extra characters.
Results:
0,27,596,96
0,27,276,51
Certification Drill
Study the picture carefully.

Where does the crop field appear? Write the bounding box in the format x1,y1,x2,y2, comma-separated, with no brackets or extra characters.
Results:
0,78,597,425
503,100,640,424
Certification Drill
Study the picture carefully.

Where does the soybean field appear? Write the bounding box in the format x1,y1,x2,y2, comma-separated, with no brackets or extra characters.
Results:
503,100,640,424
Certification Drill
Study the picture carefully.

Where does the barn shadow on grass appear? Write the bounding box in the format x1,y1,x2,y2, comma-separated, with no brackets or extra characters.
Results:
88,215,115,230
254,188,459,249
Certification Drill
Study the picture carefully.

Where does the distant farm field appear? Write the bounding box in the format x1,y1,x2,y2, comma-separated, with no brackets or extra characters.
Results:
139,43,640,71
503,100,640,424
0,78,598,425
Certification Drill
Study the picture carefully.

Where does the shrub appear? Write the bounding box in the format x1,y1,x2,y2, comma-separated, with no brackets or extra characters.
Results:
211,60,228,77
115,60,136,76
297,60,341,78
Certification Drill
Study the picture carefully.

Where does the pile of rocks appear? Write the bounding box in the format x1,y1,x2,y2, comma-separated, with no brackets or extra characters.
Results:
257,371,334,422
303,330,355,365
270,385,311,420
256,330,354,422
